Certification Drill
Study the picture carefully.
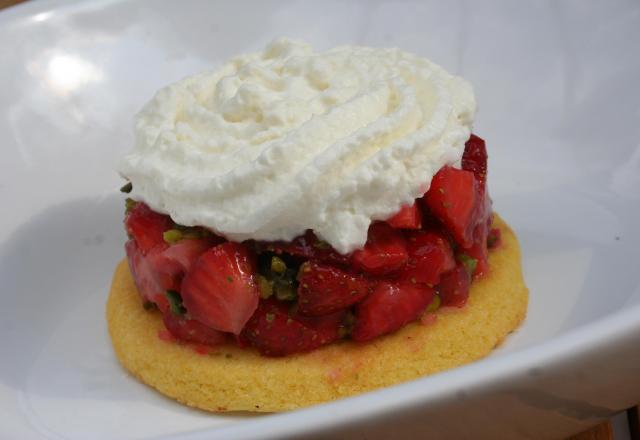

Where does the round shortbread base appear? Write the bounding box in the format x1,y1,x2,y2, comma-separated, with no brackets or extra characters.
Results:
107,214,528,412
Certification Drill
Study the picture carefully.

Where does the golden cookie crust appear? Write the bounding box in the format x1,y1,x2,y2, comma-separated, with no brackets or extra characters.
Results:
107,214,528,412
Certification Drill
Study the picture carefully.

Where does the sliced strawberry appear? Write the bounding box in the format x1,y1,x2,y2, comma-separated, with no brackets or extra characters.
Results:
240,298,345,356
352,282,435,342
462,134,487,187
386,202,422,229
437,264,471,307
124,202,173,254
254,230,349,266
297,261,372,316
351,222,408,275
181,242,259,334
399,230,456,286
162,312,227,346
423,166,478,248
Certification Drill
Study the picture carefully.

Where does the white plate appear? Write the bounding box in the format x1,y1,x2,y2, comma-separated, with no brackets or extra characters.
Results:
1,1,639,438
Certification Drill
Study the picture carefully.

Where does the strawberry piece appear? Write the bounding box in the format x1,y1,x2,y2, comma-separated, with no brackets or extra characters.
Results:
351,222,409,275
386,202,422,229
423,166,478,248
240,298,344,356
124,202,173,254
181,242,259,334
297,261,372,316
352,282,435,342
459,200,493,278
437,264,471,307
162,237,220,272
125,235,217,312
254,230,349,266
399,230,456,286
461,227,489,278
162,312,227,346
462,134,488,187
125,240,177,313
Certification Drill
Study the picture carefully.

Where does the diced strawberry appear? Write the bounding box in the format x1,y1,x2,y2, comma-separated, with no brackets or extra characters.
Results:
254,230,349,266
124,202,173,254
125,234,217,312
297,261,372,316
437,264,471,307
125,240,177,313
162,312,227,346
462,134,488,187
181,242,259,334
240,298,345,356
458,133,494,277
423,166,478,248
461,227,489,278
458,199,493,279
162,237,219,272
399,230,456,286
352,282,435,342
351,222,409,275
386,202,422,229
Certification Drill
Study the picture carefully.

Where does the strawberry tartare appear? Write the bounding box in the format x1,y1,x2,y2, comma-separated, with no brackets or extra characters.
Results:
121,134,498,357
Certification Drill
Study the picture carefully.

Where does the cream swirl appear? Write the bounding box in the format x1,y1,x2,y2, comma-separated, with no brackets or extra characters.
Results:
118,38,476,254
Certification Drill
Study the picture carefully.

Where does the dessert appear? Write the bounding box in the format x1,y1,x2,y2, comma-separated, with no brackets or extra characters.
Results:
107,39,528,412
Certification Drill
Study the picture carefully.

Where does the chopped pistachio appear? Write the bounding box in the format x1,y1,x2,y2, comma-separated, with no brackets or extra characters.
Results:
312,240,331,250
120,182,133,193
165,290,186,316
270,256,287,274
338,312,356,338
487,229,501,248
125,198,137,213
163,229,183,244
457,253,478,276
274,281,297,301
142,301,155,311
257,275,273,299
265,313,275,323
426,295,441,313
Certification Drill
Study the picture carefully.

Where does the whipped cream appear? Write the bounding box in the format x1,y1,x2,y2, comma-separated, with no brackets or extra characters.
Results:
118,39,476,254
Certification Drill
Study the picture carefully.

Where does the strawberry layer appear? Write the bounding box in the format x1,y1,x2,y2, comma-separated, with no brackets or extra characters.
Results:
123,134,494,357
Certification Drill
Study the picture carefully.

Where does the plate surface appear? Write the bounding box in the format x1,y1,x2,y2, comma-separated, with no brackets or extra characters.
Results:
1,1,639,439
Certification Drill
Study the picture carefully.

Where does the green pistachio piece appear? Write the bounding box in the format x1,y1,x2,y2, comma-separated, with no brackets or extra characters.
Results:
125,198,137,213
457,253,478,276
142,301,156,311
165,290,186,316
426,295,441,313
274,281,296,301
163,229,183,244
257,275,273,299
270,256,287,274
120,182,133,193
